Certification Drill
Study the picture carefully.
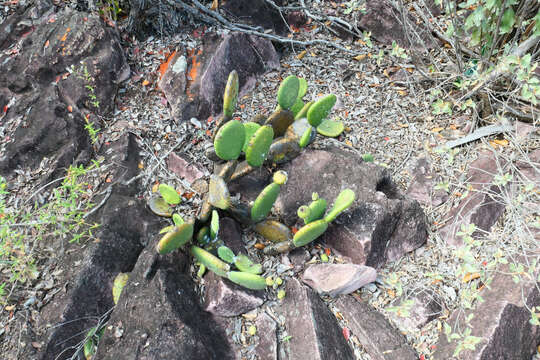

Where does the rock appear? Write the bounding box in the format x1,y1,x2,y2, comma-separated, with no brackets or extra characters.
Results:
198,32,279,118
0,5,128,179
229,165,272,203
288,248,311,273
386,291,443,331
439,151,507,246
406,157,449,207
96,246,235,359
221,0,289,35
281,278,355,359
302,264,377,297
254,312,278,360
275,146,427,269
434,261,540,359
219,217,245,255
203,271,264,317
358,0,436,49
159,48,188,121
167,152,205,184
334,295,417,360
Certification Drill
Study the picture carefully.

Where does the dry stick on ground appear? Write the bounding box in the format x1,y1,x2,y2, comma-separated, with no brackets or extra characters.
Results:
298,0,361,38
168,0,364,55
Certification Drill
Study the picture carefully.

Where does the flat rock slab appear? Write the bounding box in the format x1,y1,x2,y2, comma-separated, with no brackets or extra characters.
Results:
406,157,449,207
280,278,355,360
255,312,278,360
96,246,236,359
167,152,206,184
302,264,377,297
334,295,417,360
275,146,427,269
434,261,540,359
386,291,443,332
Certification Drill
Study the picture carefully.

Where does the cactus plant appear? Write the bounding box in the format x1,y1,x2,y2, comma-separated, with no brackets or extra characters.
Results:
292,219,329,247
317,118,345,137
210,210,219,239
148,196,172,217
159,184,181,205
265,109,295,137
294,100,313,120
254,220,291,243
209,175,231,210
214,119,245,160
324,189,356,222
298,126,312,148
196,226,211,245
297,194,327,224
217,245,235,264
227,271,267,290
245,125,274,167
242,122,261,153
251,171,287,222
307,94,337,127
277,75,300,110
191,245,230,277
172,213,184,226
298,78,308,98
362,153,374,162
223,70,239,118
234,253,263,274
263,240,294,255
268,137,301,164
290,98,305,117
156,222,194,254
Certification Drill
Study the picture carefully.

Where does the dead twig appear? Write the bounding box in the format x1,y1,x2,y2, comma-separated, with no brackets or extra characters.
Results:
438,124,514,150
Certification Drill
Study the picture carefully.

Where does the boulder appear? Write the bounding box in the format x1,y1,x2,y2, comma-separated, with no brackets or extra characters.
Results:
434,262,540,359
218,217,245,255
280,278,355,359
334,295,417,360
221,0,289,35
302,264,377,297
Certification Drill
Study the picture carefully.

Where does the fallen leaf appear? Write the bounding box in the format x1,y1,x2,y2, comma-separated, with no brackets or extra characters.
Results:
5,305,15,311
297,50,307,60
354,54,366,61
254,243,266,250
493,139,508,146
431,127,444,133
397,90,408,96
462,272,480,283
152,182,159,193
31,342,42,349
210,0,218,10
142,79,150,86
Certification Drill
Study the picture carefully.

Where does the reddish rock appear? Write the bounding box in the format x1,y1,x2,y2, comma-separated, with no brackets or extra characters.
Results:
159,49,187,120
254,312,278,360
281,278,355,359
218,217,245,255
386,291,443,331
167,152,205,184
334,295,417,360
434,262,540,359
439,151,507,245
203,271,264,317
406,157,449,207
302,264,377,297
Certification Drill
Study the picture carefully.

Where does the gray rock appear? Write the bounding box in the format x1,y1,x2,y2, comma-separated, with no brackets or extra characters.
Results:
406,157,449,207
219,217,245,255
255,312,278,360
280,278,355,360
203,271,264,317
221,0,289,35
434,261,540,359
302,264,377,297
158,49,188,120
334,295,417,360
386,291,443,331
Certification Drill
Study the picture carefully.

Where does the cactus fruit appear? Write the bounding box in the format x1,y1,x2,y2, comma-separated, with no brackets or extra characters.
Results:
307,94,337,127
234,253,263,274
209,175,231,210
210,210,219,239
227,271,267,290
268,137,301,164
223,70,239,118
148,196,172,217
217,245,235,264
159,184,181,205
263,240,293,255
245,125,274,167
292,219,329,247
273,170,288,185
242,122,261,153
254,220,291,243
156,222,194,254
298,78,308,98
298,126,312,148
297,197,327,224
214,119,245,160
290,98,305,117
277,75,300,110
265,109,295,137
191,245,230,277
112,273,129,305
294,101,313,120
316,118,345,137
324,189,356,223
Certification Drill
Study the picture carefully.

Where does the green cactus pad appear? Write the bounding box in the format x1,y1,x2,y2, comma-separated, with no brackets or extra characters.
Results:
298,78,308,98
191,245,230,277
290,98,305,117
316,118,345,137
277,75,300,110
217,246,235,264
272,170,288,185
307,94,337,127
210,210,219,239
324,189,356,223
159,184,181,205
159,225,175,234
292,219,328,247
251,182,280,223
362,153,374,162
254,220,291,243
265,109,295,138
245,125,274,167
156,223,194,254
112,272,129,305
268,137,301,164
196,226,211,245
298,198,327,224
209,175,231,210
223,70,239,118
294,101,313,120
148,196,172,217
227,271,267,290
242,122,261,153
172,213,184,226
298,126,312,148
214,119,245,160
234,254,263,274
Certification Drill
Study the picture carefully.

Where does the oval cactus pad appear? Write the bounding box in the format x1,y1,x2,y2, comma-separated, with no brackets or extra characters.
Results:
316,118,345,137
292,219,328,247
324,189,356,222
307,94,337,127
251,182,280,223
227,271,267,290
156,223,194,254
223,70,239,118
242,122,261,153
214,119,245,160
245,125,274,167
277,75,300,110
159,184,181,205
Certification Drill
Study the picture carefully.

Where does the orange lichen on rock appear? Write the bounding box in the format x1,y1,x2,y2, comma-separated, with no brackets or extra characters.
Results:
186,48,202,100
158,50,177,80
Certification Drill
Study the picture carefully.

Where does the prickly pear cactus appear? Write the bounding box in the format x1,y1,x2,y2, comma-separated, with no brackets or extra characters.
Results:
242,122,261,153
307,94,337,127
251,182,281,223
223,70,239,118
297,196,327,224
277,75,300,110
214,119,245,160
317,118,345,137
254,220,291,243
156,223,194,254
265,109,295,137
227,271,267,290
245,125,274,167
295,100,313,121
191,245,230,277
292,219,328,247
209,175,231,210
324,189,356,222
234,253,263,274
